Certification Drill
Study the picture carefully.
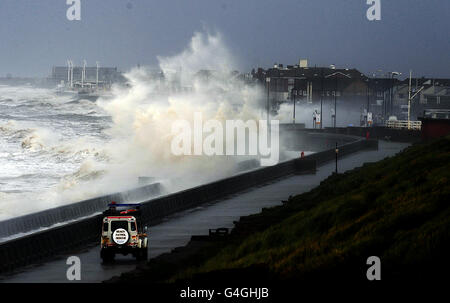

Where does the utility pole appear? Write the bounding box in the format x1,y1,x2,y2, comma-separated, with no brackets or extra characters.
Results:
67,60,71,86
389,74,393,118
335,142,339,174
408,70,412,129
382,74,386,120
292,89,296,124
82,60,87,88
367,77,370,117
70,60,73,88
266,77,271,131
407,70,425,129
67,60,74,88
96,61,100,89
387,71,401,119
334,75,338,128
320,68,324,129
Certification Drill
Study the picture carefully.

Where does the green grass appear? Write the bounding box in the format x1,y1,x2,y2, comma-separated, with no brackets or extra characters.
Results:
169,136,450,282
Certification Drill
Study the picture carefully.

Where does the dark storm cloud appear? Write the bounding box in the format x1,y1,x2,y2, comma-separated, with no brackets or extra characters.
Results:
0,0,448,78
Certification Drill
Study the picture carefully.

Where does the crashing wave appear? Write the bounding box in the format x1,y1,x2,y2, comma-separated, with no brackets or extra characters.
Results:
58,160,107,190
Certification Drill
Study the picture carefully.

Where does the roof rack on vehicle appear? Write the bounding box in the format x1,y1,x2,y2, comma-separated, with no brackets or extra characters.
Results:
103,202,142,216
107,203,142,208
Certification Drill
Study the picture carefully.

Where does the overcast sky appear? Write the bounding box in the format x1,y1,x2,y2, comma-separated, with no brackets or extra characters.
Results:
0,0,449,78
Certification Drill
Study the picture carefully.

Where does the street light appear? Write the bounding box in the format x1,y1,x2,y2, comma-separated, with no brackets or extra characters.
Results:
372,70,388,120
407,70,425,129
388,71,401,119
266,77,270,129
291,88,297,124
364,75,372,127
335,142,339,174
70,60,73,88
328,64,338,129
67,60,71,86
320,68,324,129
67,60,74,88
366,77,370,116
82,60,87,88
96,61,100,89
334,68,338,129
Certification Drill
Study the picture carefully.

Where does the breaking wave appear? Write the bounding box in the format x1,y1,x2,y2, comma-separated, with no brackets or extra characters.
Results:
0,30,270,219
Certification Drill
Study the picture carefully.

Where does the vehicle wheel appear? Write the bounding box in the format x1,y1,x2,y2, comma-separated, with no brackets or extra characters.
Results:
142,247,148,260
135,250,142,261
101,249,114,263
136,248,147,261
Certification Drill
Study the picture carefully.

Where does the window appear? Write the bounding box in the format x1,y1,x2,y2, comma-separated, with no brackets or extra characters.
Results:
427,96,437,104
440,96,450,103
111,220,129,232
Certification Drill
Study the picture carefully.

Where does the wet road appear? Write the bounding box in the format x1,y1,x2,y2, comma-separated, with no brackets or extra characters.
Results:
0,141,409,283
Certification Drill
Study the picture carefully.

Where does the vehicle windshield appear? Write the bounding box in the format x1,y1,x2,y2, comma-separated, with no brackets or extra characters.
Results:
110,220,129,232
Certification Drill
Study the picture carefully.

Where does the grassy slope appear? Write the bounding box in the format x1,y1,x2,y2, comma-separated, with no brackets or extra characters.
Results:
171,136,450,282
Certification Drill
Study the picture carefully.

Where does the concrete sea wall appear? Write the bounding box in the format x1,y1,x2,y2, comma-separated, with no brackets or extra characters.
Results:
0,183,163,240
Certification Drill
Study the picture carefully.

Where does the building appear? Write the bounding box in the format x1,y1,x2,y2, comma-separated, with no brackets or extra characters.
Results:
418,109,450,140
390,78,450,121
253,63,370,104
252,62,378,126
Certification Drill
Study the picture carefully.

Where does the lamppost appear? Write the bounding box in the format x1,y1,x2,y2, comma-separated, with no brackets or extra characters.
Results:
70,60,73,88
291,88,296,124
372,70,382,125
334,73,337,128
266,77,270,130
96,61,100,89
364,76,371,127
407,70,425,129
335,142,339,174
320,68,324,129
82,60,87,88
371,70,386,122
367,77,370,116
388,71,401,119
330,64,337,129
67,60,71,86
380,71,390,122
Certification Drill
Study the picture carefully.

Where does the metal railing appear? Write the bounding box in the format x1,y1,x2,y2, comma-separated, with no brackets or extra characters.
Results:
385,120,422,130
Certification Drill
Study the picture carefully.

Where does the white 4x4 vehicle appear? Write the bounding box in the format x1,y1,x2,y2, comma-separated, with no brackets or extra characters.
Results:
100,203,148,262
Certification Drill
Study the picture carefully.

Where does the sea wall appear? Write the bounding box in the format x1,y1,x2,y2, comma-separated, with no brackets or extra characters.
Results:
0,183,163,239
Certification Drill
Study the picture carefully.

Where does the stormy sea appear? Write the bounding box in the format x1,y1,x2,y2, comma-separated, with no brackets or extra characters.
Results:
0,85,113,219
